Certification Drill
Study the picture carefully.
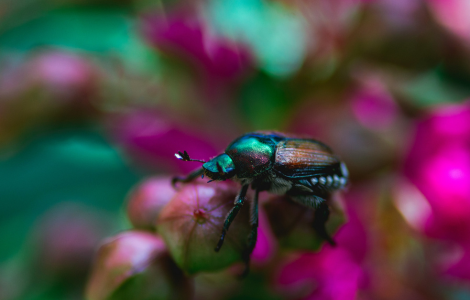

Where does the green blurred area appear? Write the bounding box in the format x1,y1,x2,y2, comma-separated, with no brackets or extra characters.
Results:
0,4,151,264
0,127,141,260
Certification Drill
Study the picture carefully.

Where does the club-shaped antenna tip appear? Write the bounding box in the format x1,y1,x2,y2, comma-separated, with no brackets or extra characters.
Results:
175,153,183,160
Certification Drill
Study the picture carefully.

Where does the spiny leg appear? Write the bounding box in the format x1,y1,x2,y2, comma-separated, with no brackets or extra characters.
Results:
313,200,336,246
241,188,259,277
215,184,249,252
171,168,204,187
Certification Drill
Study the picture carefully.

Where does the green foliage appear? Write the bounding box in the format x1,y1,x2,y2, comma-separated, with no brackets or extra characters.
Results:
0,127,141,261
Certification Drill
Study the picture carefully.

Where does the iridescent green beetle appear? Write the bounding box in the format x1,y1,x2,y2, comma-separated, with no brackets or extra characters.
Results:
173,131,349,273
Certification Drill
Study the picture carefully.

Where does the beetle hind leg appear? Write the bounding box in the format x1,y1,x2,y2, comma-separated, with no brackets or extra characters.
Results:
240,188,260,278
290,194,336,246
312,200,336,246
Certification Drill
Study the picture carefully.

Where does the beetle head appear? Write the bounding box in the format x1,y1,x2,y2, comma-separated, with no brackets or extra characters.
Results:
203,154,236,181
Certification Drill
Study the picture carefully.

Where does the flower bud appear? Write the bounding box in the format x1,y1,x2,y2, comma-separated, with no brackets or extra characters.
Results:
126,176,176,231
31,203,112,279
157,182,251,274
264,193,346,250
86,231,191,300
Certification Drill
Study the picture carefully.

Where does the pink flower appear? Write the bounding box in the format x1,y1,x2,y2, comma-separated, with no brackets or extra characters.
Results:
108,109,219,173
440,244,470,281
402,102,470,244
143,10,253,81
373,0,421,29
350,77,399,131
251,206,277,265
31,203,112,278
428,0,470,42
275,201,368,300
29,51,96,93
0,51,98,103
277,248,363,300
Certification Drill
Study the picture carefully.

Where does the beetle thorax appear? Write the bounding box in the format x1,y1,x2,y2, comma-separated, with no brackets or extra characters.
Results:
225,136,276,178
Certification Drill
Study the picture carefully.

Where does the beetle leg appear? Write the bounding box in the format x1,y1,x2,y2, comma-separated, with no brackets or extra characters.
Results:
312,201,336,246
240,188,260,277
171,168,204,187
215,184,249,252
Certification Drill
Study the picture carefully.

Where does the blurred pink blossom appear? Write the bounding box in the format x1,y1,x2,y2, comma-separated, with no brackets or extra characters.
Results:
108,110,219,173
0,51,98,106
350,78,399,130
275,204,368,300
277,248,362,300
32,203,112,278
428,0,470,42
0,51,99,144
143,10,253,86
251,206,277,265
374,0,421,29
402,102,470,244
440,245,470,281
1,51,95,95
30,52,95,93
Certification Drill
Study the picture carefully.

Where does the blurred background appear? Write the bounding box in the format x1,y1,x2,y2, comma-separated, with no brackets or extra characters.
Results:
2,0,470,299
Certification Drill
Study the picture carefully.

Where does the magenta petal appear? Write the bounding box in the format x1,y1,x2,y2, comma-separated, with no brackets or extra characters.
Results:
350,86,398,130
403,102,470,243
335,206,369,264
277,248,362,300
251,207,277,264
428,0,470,41
30,51,94,89
405,102,470,177
441,245,470,281
143,11,252,81
109,110,219,173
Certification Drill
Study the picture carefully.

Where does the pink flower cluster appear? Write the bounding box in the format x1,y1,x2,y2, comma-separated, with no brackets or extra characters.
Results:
402,102,470,280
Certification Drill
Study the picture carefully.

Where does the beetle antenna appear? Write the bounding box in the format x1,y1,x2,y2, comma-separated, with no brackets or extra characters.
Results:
175,150,207,163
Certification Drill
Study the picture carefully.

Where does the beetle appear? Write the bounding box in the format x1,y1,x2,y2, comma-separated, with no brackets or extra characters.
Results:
172,131,349,273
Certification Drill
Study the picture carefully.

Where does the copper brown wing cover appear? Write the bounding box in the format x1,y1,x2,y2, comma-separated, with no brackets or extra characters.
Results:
273,139,341,178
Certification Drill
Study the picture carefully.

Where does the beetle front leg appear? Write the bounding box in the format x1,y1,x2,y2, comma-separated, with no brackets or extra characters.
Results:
241,188,259,277
171,168,204,187
215,184,249,252
313,201,336,246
